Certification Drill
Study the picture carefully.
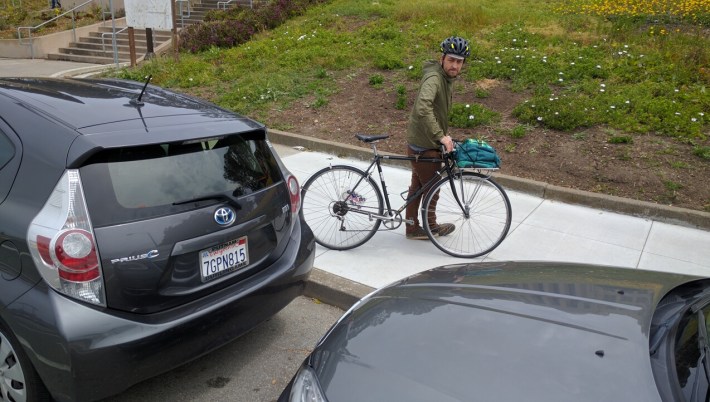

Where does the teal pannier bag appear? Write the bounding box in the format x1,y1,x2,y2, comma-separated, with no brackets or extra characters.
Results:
454,139,501,168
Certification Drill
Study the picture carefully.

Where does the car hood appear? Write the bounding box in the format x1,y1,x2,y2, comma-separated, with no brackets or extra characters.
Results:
309,261,700,402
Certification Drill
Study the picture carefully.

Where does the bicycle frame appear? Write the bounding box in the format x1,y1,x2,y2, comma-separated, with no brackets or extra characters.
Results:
346,141,465,226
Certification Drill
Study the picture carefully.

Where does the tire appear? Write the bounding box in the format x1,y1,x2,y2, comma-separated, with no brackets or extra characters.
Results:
300,165,384,250
422,172,511,258
0,323,51,402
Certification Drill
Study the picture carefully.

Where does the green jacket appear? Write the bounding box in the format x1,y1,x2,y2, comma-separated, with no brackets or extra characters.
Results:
406,60,453,149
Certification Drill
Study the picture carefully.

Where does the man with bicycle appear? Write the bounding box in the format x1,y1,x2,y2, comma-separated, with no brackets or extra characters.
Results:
405,36,470,240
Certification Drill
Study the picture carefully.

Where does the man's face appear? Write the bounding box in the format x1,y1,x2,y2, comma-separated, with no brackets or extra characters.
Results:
441,54,465,78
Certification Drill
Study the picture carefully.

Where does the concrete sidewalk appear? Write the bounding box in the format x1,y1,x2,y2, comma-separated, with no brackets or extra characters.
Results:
272,139,710,309
0,57,112,78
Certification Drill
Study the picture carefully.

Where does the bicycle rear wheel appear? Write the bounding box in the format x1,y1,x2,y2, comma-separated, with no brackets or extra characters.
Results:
300,165,384,250
422,172,511,258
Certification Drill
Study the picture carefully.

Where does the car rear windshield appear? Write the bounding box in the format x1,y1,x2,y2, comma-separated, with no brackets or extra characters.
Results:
80,131,282,227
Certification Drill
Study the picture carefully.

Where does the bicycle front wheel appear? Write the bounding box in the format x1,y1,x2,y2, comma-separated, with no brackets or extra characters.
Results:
422,172,511,258
300,165,384,250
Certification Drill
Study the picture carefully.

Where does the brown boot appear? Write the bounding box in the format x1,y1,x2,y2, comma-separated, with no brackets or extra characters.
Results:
406,226,428,240
432,223,455,237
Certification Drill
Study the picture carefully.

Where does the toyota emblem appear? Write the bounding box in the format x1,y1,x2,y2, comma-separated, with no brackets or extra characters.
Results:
214,207,236,226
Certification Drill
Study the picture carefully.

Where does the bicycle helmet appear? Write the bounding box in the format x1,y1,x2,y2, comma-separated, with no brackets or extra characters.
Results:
440,36,470,59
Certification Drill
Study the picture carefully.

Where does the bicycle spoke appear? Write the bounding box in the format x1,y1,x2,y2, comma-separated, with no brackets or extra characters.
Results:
301,166,383,250
423,172,511,258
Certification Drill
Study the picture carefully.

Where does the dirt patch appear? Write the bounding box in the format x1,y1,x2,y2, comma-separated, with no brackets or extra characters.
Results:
264,68,710,212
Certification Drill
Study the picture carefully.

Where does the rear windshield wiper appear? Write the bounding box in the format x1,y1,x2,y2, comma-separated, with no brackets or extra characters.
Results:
173,191,242,209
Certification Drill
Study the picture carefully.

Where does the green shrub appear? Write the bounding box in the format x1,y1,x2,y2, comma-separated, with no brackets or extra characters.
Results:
694,146,710,160
368,74,384,87
510,124,527,138
395,84,407,109
181,0,326,53
449,103,500,128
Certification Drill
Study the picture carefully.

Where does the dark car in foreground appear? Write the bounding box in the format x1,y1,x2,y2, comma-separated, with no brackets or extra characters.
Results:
280,261,709,402
0,77,314,402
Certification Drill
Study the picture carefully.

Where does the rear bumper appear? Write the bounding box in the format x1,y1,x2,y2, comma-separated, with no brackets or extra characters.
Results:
6,219,315,402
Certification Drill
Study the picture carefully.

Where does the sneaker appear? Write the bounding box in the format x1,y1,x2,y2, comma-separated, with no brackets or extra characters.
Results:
432,223,455,237
406,226,428,240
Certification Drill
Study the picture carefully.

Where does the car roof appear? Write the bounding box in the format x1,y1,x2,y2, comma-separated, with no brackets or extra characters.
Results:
0,77,239,130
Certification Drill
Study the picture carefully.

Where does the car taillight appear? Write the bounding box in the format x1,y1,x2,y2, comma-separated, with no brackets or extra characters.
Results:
27,170,105,306
54,229,100,281
287,175,301,214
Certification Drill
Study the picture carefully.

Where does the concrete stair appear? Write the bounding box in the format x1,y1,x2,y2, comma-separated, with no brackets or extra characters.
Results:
46,0,247,64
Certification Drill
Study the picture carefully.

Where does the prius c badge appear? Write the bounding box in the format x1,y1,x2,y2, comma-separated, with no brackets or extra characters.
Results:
214,207,236,226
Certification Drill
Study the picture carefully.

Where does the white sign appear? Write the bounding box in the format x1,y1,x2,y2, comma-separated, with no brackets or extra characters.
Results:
125,0,173,30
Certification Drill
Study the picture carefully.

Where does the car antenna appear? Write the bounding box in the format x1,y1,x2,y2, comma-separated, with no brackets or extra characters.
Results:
129,75,152,107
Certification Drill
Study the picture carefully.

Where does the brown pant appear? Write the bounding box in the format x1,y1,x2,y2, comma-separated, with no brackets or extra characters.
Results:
405,146,442,232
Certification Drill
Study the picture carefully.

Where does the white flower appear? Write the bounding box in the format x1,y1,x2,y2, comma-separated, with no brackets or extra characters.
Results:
700,112,706,116
600,89,605,92
596,65,602,69
469,115,475,120
298,35,307,41
674,89,680,92
465,104,470,108
558,78,564,82
189,78,193,81
497,60,502,64
675,112,681,115
570,62,575,65
625,100,630,104
554,112,559,115
559,72,564,75
408,65,413,70
692,118,698,122
600,83,606,87
549,98,554,101
610,105,616,109
537,117,543,121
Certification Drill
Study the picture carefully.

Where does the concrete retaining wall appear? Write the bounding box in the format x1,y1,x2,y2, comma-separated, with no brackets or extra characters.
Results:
0,18,126,58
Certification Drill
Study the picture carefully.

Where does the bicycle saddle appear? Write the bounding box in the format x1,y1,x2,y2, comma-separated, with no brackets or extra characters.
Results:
355,133,390,143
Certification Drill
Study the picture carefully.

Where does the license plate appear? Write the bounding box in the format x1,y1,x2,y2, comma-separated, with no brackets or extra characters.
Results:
200,237,249,282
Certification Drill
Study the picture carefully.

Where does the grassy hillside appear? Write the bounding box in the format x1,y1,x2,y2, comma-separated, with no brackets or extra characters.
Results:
112,0,709,145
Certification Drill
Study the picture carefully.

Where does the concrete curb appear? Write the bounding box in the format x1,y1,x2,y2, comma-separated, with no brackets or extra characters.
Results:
304,268,374,311
268,128,710,231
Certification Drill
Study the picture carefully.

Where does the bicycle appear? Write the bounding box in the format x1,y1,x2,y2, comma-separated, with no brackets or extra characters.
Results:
300,134,512,258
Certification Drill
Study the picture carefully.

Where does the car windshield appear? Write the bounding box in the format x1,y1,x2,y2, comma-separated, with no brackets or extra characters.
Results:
675,304,710,401
80,132,281,227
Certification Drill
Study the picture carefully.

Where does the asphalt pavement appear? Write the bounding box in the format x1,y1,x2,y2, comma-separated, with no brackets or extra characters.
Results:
3,58,710,310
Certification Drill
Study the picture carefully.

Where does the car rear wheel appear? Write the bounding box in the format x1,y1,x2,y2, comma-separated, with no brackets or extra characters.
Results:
0,324,51,402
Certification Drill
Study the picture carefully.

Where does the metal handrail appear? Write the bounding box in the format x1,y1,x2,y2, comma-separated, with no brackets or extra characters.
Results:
218,0,252,10
101,25,126,52
176,0,191,28
216,0,233,9
16,0,104,59
176,0,191,17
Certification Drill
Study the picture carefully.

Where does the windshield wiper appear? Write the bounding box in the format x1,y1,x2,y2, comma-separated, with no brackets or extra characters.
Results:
173,191,242,209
